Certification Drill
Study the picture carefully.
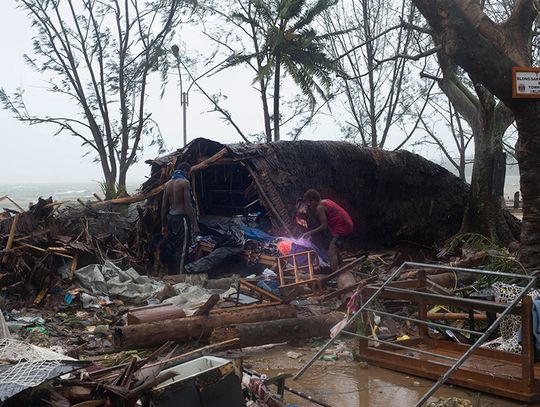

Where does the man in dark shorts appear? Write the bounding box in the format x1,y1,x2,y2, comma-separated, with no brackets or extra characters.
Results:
301,189,354,271
161,162,200,274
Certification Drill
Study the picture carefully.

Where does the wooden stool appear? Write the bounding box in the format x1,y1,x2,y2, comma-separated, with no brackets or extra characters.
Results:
277,251,322,296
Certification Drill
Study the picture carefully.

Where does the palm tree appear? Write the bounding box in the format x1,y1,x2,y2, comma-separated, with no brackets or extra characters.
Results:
227,0,340,141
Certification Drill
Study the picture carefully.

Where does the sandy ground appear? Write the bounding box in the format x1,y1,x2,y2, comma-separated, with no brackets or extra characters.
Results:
235,342,537,407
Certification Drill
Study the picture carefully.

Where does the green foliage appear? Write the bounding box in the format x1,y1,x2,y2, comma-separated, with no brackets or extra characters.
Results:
247,0,341,107
444,233,529,289
221,0,341,140
445,233,499,253
99,180,119,200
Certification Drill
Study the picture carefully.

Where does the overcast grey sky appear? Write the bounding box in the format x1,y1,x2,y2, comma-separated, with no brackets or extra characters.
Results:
0,1,446,186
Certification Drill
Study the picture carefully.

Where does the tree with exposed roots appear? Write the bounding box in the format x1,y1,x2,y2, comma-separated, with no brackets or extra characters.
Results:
412,0,540,267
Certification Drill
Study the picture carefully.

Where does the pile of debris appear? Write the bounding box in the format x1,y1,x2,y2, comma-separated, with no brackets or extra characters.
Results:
0,194,144,308
0,137,531,406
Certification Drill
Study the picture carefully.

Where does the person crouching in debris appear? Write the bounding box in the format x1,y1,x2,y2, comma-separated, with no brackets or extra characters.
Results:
301,189,353,271
161,162,200,274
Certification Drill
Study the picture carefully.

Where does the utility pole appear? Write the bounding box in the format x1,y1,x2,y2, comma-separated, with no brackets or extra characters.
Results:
171,46,238,147
171,45,187,147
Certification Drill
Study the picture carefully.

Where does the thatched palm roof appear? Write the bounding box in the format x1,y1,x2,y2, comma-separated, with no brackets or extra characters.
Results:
143,138,469,246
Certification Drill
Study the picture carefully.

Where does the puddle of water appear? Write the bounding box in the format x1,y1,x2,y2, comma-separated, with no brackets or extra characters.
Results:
242,345,536,407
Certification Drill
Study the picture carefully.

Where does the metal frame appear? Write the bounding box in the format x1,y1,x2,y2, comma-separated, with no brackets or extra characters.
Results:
294,261,537,406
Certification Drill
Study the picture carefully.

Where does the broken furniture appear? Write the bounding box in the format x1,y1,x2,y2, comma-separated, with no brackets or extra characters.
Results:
294,262,538,406
234,278,282,304
277,251,322,296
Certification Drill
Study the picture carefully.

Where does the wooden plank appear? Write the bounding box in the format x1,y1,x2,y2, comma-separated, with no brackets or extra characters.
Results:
114,304,296,349
2,214,19,263
191,148,228,172
422,337,527,364
361,347,540,402
69,254,79,280
522,296,535,392
239,278,283,303
425,312,488,321
0,196,25,212
245,163,292,236
318,278,376,302
16,243,74,260
33,287,48,305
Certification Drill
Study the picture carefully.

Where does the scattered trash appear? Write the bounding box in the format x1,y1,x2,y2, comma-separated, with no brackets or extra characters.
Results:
286,351,302,359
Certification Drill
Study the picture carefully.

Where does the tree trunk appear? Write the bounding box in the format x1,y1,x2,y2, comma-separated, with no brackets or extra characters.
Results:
113,304,297,349
273,54,281,141
514,102,540,268
102,172,117,200
260,79,273,143
118,167,128,197
210,312,344,348
460,86,516,245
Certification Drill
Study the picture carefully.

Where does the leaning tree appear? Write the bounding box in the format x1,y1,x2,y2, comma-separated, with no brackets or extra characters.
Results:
412,0,540,267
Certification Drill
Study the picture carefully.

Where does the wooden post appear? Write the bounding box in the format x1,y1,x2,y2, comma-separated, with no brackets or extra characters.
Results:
278,258,285,286
69,254,79,280
514,191,520,209
521,295,534,392
2,214,19,264
292,255,299,283
359,309,369,356
417,270,428,338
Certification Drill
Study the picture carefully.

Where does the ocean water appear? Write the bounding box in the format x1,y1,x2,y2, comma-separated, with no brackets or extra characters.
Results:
0,181,143,211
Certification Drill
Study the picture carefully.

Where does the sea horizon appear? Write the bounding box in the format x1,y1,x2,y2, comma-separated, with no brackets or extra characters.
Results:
0,180,145,211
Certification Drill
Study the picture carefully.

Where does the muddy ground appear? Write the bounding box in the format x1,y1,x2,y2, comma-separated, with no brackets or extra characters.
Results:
236,342,537,407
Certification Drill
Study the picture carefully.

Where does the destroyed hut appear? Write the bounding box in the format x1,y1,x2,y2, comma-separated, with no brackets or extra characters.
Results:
141,138,469,248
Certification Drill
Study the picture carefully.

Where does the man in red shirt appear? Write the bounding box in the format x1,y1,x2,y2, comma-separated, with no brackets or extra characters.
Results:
301,189,354,270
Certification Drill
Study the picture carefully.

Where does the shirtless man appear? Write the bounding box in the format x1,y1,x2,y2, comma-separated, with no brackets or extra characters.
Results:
161,162,200,274
301,189,354,271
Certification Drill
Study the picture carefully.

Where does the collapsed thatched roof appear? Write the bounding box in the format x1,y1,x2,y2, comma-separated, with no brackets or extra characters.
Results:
143,138,469,246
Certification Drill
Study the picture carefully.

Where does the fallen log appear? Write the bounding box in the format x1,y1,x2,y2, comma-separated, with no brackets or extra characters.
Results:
210,312,344,348
126,304,187,325
114,304,297,349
